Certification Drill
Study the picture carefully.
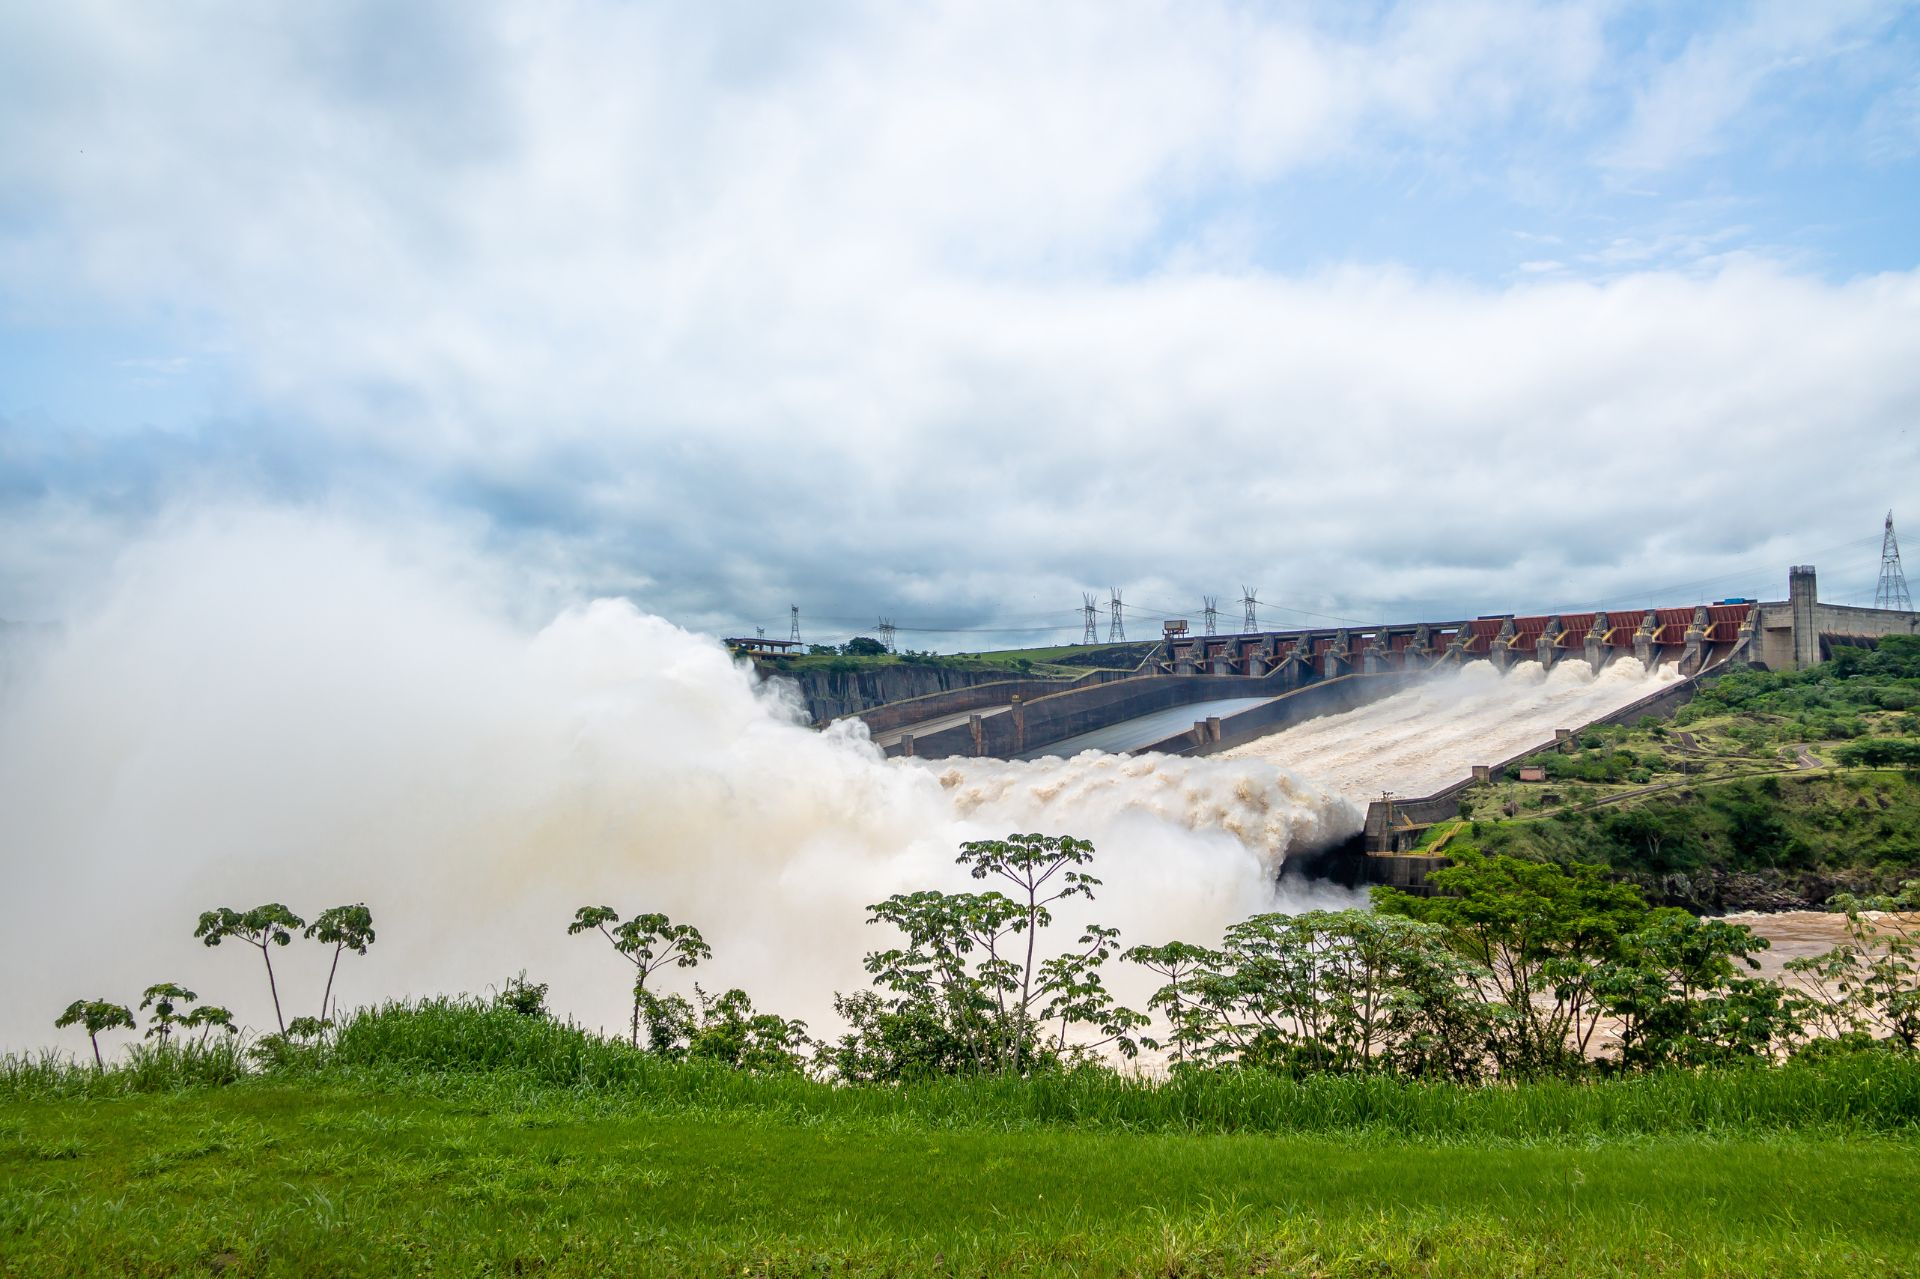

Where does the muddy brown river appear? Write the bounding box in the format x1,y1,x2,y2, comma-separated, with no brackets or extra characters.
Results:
1728,910,1915,982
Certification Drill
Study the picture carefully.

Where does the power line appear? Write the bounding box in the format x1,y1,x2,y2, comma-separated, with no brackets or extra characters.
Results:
1879,511,1913,612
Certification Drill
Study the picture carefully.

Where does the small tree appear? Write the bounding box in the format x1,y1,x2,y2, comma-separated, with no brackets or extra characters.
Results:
179,1005,238,1043
1128,911,1490,1079
1594,913,1793,1068
835,835,1140,1079
496,972,550,1018
845,888,1029,1077
567,906,711,1047
55,999,135,1070
195,904,306,1033
1122,940,1219,1068
1377,853,1652,1076
1788,881,1920,1048
641,985,813,1073
139,983,199,1045
955,833,1103,1072
304,903,376,1022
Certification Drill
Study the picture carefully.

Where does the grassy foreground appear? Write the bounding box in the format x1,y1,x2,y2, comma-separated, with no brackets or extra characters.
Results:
4,1084,1918,1277
7,1019,1920,1278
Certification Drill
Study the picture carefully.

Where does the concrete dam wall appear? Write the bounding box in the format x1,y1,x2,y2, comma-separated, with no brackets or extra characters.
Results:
822,564,1912,772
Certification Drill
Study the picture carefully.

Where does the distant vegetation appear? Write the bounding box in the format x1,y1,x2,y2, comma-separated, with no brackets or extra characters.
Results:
16,838,1920,1095
761,639,1156,678
1447,636,1920,907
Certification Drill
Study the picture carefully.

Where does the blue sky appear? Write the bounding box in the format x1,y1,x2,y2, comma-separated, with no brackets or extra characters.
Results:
2,0,1917,641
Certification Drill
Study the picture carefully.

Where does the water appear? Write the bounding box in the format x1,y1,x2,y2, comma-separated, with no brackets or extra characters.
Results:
0,511,1679,1054
0,513,1352,1051
1017,695,1276,759
1218,657,1676,804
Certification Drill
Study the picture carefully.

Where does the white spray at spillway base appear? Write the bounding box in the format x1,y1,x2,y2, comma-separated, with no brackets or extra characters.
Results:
0,513,1670,1054
1218,657,1678,804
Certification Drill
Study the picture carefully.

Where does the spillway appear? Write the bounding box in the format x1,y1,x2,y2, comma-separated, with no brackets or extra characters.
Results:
1016,695,1277,759
1218,657,1675,805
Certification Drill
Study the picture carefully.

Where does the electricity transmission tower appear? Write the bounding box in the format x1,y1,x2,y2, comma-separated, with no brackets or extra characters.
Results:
877,618,897,653
755,626,765,639
1240,586,1259,634
789,605,802,644
1081,593,1099,645
1202,595,1219,636
1879,511,1913,612
1107,588,1125,642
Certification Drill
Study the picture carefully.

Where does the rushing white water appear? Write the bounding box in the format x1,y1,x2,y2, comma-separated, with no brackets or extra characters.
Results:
0,512,1357,1053
1218,657,1678,803
0,513,1677,1055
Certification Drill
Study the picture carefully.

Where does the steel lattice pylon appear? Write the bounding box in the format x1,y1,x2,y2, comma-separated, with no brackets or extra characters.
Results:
1879,511,1913,612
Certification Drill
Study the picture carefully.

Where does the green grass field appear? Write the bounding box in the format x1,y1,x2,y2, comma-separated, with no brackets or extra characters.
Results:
6,1078,1919,1277
9,998,1920,1279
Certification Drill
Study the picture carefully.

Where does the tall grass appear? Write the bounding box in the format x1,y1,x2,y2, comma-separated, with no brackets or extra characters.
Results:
328,998,1920,1139
12,997,1920,1140
1,1035,247,1099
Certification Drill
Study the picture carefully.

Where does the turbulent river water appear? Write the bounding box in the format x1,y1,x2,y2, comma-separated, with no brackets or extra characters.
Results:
1217,657,1677,804
0,514,1696,1052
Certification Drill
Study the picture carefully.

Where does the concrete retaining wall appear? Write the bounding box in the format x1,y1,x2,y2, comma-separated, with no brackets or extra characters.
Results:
1134,673,1415,756
897,665,1318,761
857,676,1096,737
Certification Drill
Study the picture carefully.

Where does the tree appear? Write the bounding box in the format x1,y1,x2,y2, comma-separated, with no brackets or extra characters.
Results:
139,982,199,1045
841,889,1027,1078
640,985,813,1073
55,999,135,1070
1121,940,1218,1068
567,906,711,1047
1594,913,1794,1068
495,972,550,1018
834,836,1141,1079
1788,880,1920,1048
1034,923,1147,1065
179,1005,238,1042
195,904,306,1033
1378,853,1652,1076
841,636,888,657
1129,911,1490,1079
304,903,376,1023
955,833,1105,1072
1836,738,1920,770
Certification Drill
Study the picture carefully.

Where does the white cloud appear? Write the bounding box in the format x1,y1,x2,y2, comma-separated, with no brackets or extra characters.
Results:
1605,0,1905,172
0,2,1917,635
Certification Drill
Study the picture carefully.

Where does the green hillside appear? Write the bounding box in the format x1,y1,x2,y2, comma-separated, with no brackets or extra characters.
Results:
1436,636,1920,907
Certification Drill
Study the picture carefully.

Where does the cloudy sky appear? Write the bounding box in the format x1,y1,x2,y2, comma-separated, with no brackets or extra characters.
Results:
3,0,1917,646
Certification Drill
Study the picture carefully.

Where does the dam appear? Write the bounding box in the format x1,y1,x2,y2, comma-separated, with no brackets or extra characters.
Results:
835,564,1916,766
